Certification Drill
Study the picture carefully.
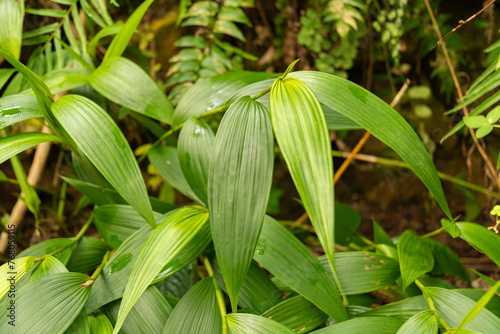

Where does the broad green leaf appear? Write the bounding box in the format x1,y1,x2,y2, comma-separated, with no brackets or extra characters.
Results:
0,272,91,333
113,206,209,334
270,77,336,282
0,49,55,126
94,204,165,249
88,311,113,334
103,286,172,334
89,57,173,123
397,230,434,290
424,287,500,333
104,0,154,60
255,216,348,322
226,313,294,334
88,23,123,58
154,263,194,297
29,254,67,281
373,219,395,247
440,218,461,238
457,222,500,266
261,296,328,333
162,277,222,334
426,239,469,283
396,310,438,334
172,71,277,126
178,117,214,205
209,96,274,310
457,278,500,330
17,238,74,265
65,309,90,334
0,132,62,165
335,203,361,245
320,252,400,295
148,145,203,203
20,69,89,96
52,94,155,227
0,0,23,60
0,256,34,300
290,71,451,219
463,115,489,129
311,317,404,333
66,237,110,273
359,295,429,321
487,106,500,123
0,94,43,130
62,176,176,213
213,260,281,314
475,125,493,138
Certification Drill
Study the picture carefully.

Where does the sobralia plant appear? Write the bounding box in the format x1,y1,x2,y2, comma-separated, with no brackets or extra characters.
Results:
1,2,500,334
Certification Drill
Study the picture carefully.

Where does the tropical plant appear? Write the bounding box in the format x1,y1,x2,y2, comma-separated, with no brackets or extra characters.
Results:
0,1,499,334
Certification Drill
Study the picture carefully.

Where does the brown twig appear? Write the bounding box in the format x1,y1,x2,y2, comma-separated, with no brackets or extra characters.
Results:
431,0,496,50
295,79,411,224
424,0,500,191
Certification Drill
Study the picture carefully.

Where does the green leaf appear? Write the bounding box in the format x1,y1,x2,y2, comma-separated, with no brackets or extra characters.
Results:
373,219,395,247
178,117,215,205
0,68,15,90
335,203,361,245
290,71,451,219
0,272,91,333
214,19,246,42
359,295,429,321
88,311,113,334
255,216,348,322
17,238,74,265
0,0,23,60
89,57,173,124
172,71,277,126
0,94,43,130
475,125,493,138
261,296,328,333
163,277,222,334
103,286,172,334
20,70,90,96
24,8,67,18
208,96,274,311
65,309,90,334
104,0,154,60
219,6,252,26
457,279,500,331
310,317,404,333
113,206,209,334
397,230,434,290
426,238,469,283
487,106,500,124
226,313,295,334
270,76,337,285
424,287,500,333
395,310,438,334
0,256,35,300
457,222,500,266
52,94,155,228
29,254,67,282
440,218,461,238
320,252,400,295
463,115,489,129
148,145,203,203
0,132,63,165
66,237,110,273
88,23,124,58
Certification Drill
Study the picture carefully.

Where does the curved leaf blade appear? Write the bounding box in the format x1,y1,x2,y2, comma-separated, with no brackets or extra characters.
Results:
52,94,155,227
311,317,404,333
398,230,434,291
0,0,23,60
208,96,274,311
0,256,34,300
396,310,438,334
89,57,173,124
0,132,62,165
0,94,43,130
457,222,500,266
226,313,295,334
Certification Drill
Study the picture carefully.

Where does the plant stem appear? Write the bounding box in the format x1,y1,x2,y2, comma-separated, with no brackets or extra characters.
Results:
415,279,452,331
204,257,228,334
72,214,94,243
81,249,111,288
421,227,445,239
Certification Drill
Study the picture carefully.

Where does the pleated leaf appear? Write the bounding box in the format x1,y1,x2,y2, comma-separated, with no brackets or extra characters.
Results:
0,132,63,165
261,296,328,333
424,287,500,333
29,254,67,282
310,317,404,334
89,57,173,124
270,77,336,277
65,309,90,334
162,277,222,334
103,286,172,334
0,94,43,130
178,117,215,205
88,312,113,334
52,94,155,228
148,145,203,203
0,256,34,300
0,0,23,60
290,71,451,219
396,310,438,334
457,222,500,266
113,206,209,334
0,272,91,334
398,230,434,291
17,238,74,265
66,237,110,273
319,251,400,295
226,313,294,334
255,216,347,322
208,96,274,311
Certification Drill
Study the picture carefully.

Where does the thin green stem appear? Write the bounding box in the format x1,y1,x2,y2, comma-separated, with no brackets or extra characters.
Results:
421,227,445,239
415,279,452,331
72,214,94,243
81,249,111,288
204,257,228,334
